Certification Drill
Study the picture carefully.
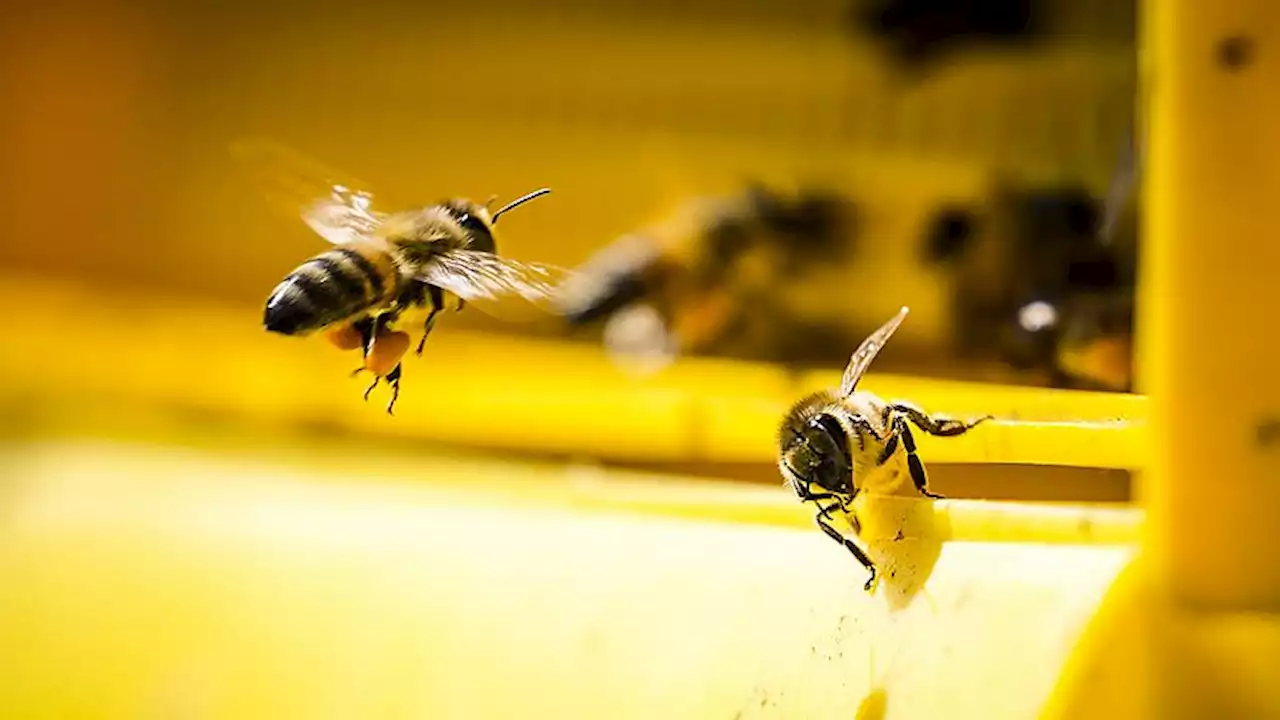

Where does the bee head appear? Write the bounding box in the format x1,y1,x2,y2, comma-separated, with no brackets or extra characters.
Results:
777,393,855,502
441,189,551,254
438,198,499,252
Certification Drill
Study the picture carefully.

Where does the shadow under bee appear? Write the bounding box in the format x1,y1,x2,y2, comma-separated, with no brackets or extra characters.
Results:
852,494,948,611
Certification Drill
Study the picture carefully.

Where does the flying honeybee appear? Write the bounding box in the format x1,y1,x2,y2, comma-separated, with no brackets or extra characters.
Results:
777,306,992,591
232,138,574,413
555,184,857,369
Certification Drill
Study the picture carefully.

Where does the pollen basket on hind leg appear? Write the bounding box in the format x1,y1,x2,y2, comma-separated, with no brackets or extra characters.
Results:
366,330,411,377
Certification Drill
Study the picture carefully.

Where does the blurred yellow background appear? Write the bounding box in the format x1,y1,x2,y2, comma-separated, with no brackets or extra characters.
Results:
0,0,1141,489
0,0,1133,349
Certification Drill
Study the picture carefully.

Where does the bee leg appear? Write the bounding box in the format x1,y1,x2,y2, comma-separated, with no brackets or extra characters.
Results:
353,317,377,357
845,415,882,453
876,431,899,466
815,503,877,592
343,318,377,378
893,416,944,500
891,402,993,437
847,508,863,537
805,489,860,513
362,374,380,401
384,363,403,416
800,490,844,510
416,285,446,357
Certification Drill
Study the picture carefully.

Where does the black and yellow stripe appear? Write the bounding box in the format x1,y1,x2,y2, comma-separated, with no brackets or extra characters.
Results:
308,251,369,302
346,243,403,307
265,244,400,335
296,250,368,312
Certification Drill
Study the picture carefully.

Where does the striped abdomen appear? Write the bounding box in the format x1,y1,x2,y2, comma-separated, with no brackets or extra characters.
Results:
263,245,398,336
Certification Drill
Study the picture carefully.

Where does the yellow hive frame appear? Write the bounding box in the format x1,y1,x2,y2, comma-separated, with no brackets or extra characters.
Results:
1044,0,1280,717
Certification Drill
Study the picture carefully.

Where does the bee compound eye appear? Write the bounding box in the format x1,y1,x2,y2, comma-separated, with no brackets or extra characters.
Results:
458,213,487,234
803,414,853,494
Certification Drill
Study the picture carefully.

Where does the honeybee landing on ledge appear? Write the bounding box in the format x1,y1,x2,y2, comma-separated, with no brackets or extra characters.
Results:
777,306,993,591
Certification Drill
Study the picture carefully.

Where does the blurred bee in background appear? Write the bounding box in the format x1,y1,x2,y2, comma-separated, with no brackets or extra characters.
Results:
846,0,1041,73
921,175,1137,393
778,307,991,591
233,138,574,414
555,183,860,371
1049,122,1140,392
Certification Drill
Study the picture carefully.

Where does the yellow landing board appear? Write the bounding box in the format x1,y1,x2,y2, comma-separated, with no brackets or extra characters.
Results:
0,437,1136,719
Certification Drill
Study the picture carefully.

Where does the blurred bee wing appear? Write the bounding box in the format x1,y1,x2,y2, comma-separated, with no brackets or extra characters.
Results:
417,250,578,323
839,306,909,397
1098,120,1141,245
230,137,387,245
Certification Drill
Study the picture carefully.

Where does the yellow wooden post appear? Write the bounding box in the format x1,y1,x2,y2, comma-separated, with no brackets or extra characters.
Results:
1142,0,1280,610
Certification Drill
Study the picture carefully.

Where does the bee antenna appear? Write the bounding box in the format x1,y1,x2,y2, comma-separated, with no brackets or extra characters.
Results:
491,188,552,223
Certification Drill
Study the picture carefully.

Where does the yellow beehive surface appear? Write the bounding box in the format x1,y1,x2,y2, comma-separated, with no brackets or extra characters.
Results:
0,436,1136,720
0,276,1141,719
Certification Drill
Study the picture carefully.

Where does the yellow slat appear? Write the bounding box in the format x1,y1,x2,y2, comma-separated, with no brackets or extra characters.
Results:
0,275,1146,469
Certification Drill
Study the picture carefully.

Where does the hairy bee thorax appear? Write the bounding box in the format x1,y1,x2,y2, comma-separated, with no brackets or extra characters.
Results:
777,389,892,448
379,202,496,257
777,390,840,446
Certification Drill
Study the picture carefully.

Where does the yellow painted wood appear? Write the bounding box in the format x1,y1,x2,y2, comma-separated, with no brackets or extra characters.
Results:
0,274,1146,471
0,438,1135,719
1139,0,1280,610
1042,0,1280,717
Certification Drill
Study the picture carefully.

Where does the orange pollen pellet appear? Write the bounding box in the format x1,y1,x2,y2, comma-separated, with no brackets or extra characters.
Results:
365,330,411,377
325,323,364,351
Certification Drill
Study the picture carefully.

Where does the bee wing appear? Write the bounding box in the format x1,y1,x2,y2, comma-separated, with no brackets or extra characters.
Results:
230,137,388,245
1098,120,1141,245
839,306,909,397
416,249,579,322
